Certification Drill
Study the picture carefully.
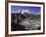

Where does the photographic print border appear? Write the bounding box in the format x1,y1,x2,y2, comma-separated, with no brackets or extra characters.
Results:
5,0,45,37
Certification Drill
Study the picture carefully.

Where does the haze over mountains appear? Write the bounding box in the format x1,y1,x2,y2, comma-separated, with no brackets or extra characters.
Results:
12,9,40,15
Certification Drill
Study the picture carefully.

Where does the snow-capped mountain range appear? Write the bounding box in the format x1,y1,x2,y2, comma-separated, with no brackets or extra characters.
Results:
13,9,40,15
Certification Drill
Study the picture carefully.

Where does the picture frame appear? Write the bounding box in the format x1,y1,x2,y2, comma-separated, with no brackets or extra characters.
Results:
5,1,45,37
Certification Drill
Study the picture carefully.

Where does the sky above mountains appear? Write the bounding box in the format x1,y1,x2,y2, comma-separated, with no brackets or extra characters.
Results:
11,6,41,15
